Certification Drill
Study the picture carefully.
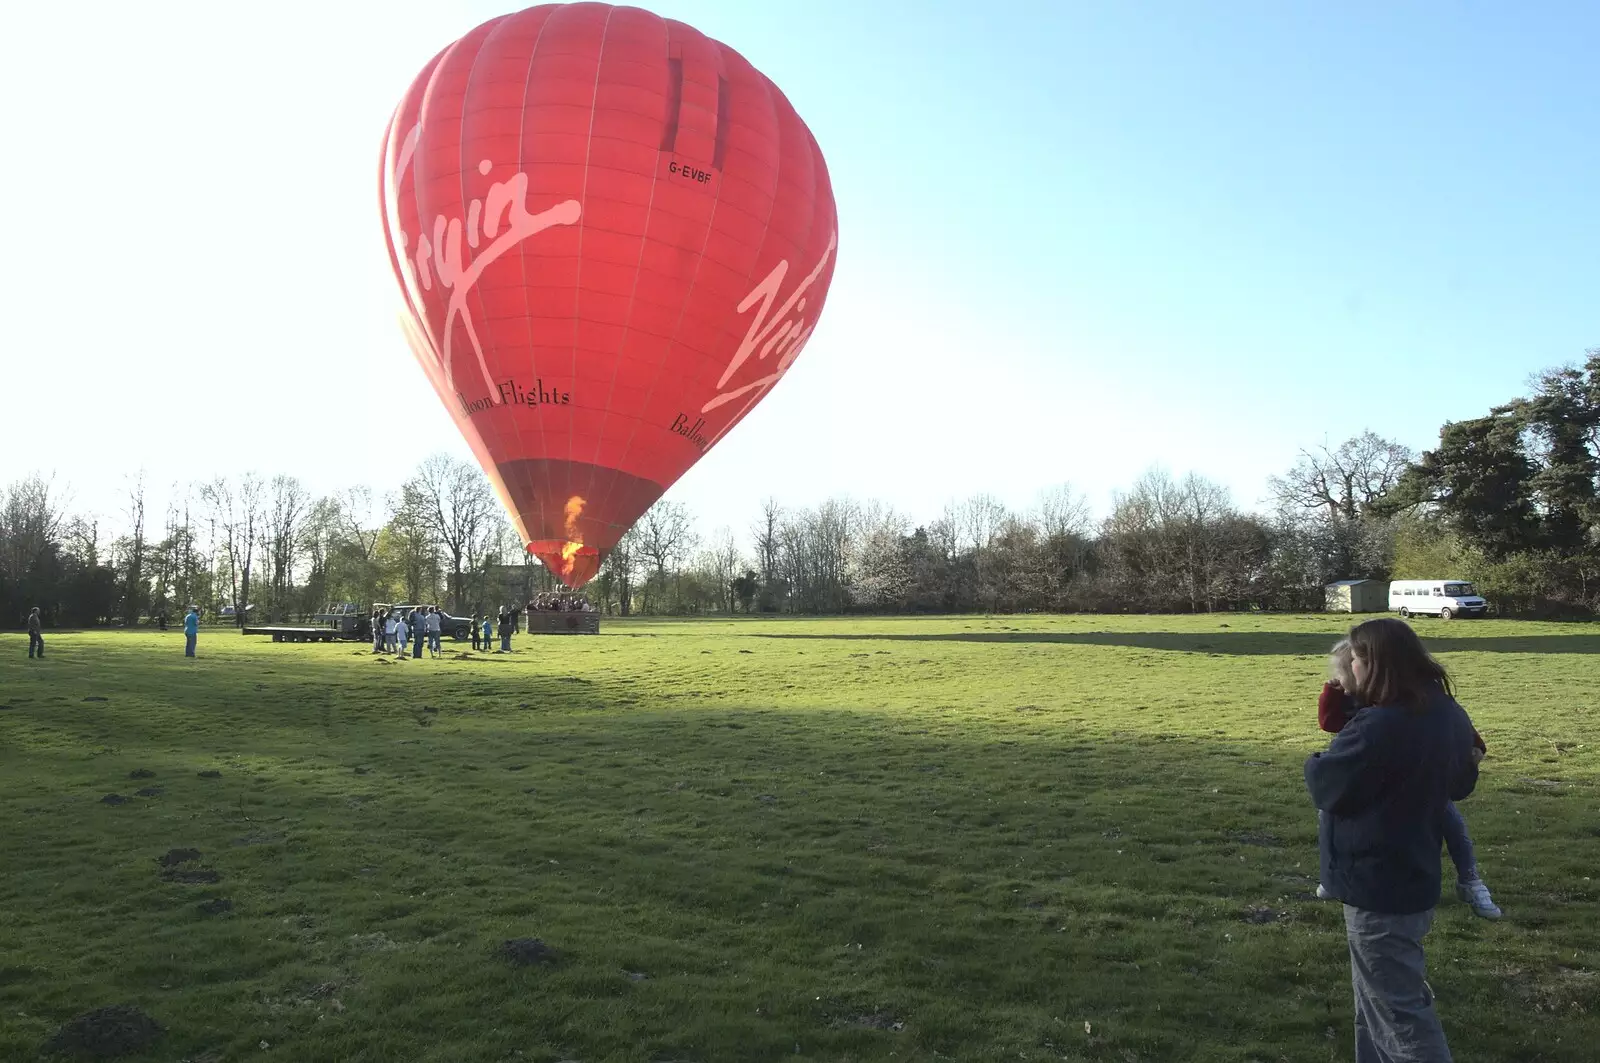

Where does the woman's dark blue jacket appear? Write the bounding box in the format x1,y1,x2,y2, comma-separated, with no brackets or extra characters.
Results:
1305,687,1479,914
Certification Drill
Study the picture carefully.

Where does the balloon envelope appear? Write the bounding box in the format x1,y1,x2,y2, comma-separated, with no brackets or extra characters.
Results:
380,2,839,586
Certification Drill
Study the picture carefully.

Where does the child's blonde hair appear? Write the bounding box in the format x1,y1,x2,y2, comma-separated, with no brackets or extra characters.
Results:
1328,638,1357,690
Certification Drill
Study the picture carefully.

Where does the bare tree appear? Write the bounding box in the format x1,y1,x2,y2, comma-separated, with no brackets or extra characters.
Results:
339,486,383,563
115,471,150,624
1036,483,1092,539
202,473,266,626
708,527,742,613
637,499,698,606
1267,431,1411,581
752,497,783,603
778,499,856,613
1100,467,1186,611
1099,467,1267,612
1268,431,1414,521
406,453,496,612
926,511,960,562
601,524,642,616
1034,482,1095,589
172,494,207,612
263,475,309,618
0,473,69,582
462,509,508,614
955,493,1008,553
850,502,910,609
1174,472,1237,612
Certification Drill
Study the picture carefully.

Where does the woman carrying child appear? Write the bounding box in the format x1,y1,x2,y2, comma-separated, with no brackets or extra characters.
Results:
1316,637,1500,919
1305,618,1482,1061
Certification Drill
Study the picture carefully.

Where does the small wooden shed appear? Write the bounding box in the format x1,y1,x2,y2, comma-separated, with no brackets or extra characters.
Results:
1325,579,1388,613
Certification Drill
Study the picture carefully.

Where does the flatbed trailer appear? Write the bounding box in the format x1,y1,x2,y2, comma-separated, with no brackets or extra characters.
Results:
242,625,351,643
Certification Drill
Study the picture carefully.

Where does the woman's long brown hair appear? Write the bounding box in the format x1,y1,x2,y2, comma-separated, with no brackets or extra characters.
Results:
1348,617,1452,708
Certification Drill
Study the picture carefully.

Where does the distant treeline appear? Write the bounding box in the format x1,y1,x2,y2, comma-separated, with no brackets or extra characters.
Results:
4,349,1597,626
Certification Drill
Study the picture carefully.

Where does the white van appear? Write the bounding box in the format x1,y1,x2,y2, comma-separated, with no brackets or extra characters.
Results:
1387,579,1488,620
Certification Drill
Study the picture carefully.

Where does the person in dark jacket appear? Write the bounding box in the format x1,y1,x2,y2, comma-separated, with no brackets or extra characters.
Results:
27,607,44,659
1315,638,1500,919
1306,618,1479,1062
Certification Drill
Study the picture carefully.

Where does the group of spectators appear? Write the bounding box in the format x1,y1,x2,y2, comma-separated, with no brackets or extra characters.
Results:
365,597,596,660
528,592,593,612
372,605,448,658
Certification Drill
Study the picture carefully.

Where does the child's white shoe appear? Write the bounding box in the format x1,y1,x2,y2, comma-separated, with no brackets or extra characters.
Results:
1455,877,1502,919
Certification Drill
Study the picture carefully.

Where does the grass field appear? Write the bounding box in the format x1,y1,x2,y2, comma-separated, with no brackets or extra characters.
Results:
2,614,1597,1062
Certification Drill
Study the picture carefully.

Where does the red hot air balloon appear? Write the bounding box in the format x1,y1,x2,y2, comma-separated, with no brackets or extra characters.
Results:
380,2,838,587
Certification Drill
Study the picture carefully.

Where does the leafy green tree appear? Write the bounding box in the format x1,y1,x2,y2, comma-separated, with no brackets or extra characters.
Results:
1514,356,1599,554
1409,413,1540,559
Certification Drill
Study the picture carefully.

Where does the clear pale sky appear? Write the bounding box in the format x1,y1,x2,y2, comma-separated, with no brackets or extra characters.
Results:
3,1,1595,546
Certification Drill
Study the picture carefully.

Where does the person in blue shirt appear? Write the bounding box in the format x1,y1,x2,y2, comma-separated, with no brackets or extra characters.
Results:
482,614,493,651
1305,618,1479,1062
183,606,200,657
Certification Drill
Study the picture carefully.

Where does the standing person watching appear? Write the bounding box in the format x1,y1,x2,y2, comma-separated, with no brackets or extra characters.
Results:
426,606,442,656
1305,618,1480,1062
183,606,200,658
27,607,45,659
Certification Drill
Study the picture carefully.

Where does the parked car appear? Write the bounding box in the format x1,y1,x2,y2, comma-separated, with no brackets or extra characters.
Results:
1388,579,1488,619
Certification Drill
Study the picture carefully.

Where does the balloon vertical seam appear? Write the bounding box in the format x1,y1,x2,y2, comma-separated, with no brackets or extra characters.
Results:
566,4,621,534
583,13,670,521
516,8,557,547
458,13,522,541
597,27,733,522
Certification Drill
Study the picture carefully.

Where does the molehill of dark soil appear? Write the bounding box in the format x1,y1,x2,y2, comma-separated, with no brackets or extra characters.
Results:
197,770,222,779
99,795,129,806
158,848,202,867
41,1003,162,1059
501,938,561,966
128,769,156,780
134,787,164,798
852,1012,904,1031
197,898,233,915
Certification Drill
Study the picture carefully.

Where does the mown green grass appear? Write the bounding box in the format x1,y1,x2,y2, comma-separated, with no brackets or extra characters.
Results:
1,614,1596,1062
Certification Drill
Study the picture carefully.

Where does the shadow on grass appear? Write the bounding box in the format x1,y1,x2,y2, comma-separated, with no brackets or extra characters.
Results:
4,688,1595,1063
749,630,1600,656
